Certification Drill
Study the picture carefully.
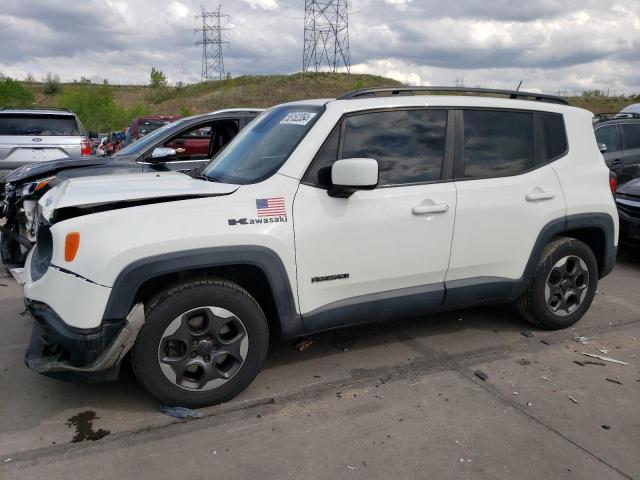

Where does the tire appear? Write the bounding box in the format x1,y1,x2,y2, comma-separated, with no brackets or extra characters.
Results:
132,278,269,408
516,236,598,330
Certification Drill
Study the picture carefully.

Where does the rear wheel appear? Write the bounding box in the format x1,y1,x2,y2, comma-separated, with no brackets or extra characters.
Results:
517,237,598,330
132,279,269,408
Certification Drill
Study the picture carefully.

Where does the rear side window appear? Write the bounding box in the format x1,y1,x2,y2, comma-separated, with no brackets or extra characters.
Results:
0,114,80,136
620,124,640,150
135,119,173,137
595,125,620,152
462,110,535,178
542,114,568,160
304,109,447,187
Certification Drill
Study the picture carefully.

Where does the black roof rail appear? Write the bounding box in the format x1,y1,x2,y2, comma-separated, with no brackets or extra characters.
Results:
0,106,72,112
338,86,570,105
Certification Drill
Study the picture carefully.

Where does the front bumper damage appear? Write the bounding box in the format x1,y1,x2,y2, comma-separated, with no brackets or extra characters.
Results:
24,301,144,382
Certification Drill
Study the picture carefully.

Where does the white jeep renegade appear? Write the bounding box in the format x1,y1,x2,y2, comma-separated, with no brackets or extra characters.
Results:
21,87,619,407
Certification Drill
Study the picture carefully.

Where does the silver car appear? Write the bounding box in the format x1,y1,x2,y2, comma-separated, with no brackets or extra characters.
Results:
0,108,91,181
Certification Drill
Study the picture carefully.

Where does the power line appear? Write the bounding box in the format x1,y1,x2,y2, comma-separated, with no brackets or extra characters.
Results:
303,0,350,73
195,3,230,81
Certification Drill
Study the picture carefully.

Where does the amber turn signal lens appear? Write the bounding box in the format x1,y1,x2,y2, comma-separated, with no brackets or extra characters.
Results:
64,232,80,262
34,178,53,192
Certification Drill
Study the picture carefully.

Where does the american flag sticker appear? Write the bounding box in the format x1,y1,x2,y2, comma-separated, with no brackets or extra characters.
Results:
256,197,286,217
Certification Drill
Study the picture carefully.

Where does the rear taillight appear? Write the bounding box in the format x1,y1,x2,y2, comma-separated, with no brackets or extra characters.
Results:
81,137,91,156
609,172,617,195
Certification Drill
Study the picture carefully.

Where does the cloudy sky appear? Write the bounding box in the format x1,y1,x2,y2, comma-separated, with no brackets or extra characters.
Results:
0,0,639,94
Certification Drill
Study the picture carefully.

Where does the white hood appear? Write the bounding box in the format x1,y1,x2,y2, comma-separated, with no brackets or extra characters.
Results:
39,171,239,221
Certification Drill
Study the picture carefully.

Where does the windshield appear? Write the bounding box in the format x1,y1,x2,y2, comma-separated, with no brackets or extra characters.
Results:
116,119,188,156
0,114,80,136
202,105,323,184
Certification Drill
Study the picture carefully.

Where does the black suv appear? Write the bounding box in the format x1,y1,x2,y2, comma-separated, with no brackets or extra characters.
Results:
594,113,640,185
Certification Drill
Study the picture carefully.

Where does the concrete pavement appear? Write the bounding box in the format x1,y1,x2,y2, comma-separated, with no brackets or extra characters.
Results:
1,248,639,479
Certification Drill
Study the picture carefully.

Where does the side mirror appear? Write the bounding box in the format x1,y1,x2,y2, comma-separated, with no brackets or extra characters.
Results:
598,143,608,153
150,147,177,162
329,158,379,198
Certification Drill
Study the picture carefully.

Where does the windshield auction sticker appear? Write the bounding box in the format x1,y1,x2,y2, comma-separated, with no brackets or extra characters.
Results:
280,112,317,126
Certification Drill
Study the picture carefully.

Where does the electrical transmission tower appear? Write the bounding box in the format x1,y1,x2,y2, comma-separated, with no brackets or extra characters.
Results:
195,4,230,81
303,0,350,73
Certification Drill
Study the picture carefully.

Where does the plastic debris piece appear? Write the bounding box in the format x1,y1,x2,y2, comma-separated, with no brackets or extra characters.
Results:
598,349,609,354
474,370,489,381
568,395,579,404
541,376,550,381
521,331,535,338
601,425,611,430
574,360,606,367
518,359,531,366
526,402,532,407
540,339,553,345
605,377,623,385
160,405,203,419
580,352,629,366
295,338,314,352
573,336,594,344
345,466,360,470
513,392,519,395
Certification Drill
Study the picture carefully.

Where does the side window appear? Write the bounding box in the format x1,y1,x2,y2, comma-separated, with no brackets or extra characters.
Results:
342,110,447,186
620,124,640,150
463,110,535,178
303,109,448,187
542,114,568,160
595,125,620,152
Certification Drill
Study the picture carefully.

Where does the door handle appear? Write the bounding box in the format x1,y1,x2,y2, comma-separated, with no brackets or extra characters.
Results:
525,189,556,202
412,202,449,215
611,159,623,166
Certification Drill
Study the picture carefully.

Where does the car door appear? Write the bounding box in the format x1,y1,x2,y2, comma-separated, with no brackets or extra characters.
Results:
293,108,457,332
619,123,640,184
594,123,625,180
444,109,566,305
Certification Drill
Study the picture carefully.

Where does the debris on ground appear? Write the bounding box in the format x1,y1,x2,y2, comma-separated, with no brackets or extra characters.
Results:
574,360,606,367
579,352,629,366
526,402,533,407
295,337,313,352
541,376,550,381
330,333,356,352
605,377,623,385
540,339,553,345
568,395,579,404
573,336,594,344
518,359,531,366
601,425,611,430
598,349,609,354
521,331,535,338
160,405,203,419
345,465,360,470
474,370,489,381
66,411,110,442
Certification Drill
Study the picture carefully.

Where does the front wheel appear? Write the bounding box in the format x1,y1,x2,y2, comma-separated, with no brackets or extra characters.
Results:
517,237,598,330
132,279,269,408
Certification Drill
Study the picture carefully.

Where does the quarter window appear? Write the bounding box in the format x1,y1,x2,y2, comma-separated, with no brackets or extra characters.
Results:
542,114,568,160
621,124,640,150
594,125,620,153
463,110,535,178
304,109,448,187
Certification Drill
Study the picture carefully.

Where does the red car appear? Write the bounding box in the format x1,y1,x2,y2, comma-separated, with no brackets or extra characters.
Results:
125,116,181,145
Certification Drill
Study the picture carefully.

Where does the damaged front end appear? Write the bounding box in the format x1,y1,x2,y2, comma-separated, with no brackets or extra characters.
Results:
24,301,144,383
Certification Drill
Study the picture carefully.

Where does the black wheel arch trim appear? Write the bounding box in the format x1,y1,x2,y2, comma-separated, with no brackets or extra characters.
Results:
102,246,302,339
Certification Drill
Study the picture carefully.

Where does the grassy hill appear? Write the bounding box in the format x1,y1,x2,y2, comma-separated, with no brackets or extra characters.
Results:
1,73,637,132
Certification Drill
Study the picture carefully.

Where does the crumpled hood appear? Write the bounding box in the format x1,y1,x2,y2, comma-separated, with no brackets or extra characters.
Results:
4,155,118,184
39,171,239,221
